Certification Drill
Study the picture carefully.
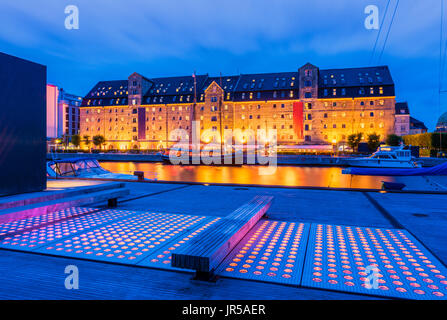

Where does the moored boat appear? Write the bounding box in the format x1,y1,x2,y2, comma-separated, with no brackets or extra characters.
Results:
345,145,418,168
47,157,157,180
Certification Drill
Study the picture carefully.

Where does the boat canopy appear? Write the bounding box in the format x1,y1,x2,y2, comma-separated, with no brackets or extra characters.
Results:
344,162,447,176
47,157,108,177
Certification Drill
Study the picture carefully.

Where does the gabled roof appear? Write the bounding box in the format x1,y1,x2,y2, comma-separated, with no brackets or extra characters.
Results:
203,75,240,92
234,72,298,92
81,64,395,106
145,75,208,96
410,117,427,130
319,66,393,87
85,80,128,99
395,102,410,115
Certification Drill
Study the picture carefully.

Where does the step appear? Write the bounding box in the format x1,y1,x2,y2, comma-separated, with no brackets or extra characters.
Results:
0,187,130,224
0,182,125,211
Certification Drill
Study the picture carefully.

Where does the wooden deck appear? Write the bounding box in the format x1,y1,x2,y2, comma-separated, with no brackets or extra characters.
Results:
0,250,377,300
1,179,446,300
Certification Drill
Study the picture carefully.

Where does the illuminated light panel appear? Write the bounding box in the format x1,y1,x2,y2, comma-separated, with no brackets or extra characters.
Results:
216,220,310,286
38,212,210,264
0,209,138,251
0,207,95,236
138,217,222,271
302,224,447,300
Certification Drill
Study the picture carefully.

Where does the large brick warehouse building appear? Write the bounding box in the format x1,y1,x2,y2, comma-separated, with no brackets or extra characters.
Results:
80,63,397,150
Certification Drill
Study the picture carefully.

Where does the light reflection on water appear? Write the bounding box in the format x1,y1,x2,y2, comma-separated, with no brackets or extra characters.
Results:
100,161,396,189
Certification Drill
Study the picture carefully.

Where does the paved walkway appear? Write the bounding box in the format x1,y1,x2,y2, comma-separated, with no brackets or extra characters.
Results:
0,179,446,299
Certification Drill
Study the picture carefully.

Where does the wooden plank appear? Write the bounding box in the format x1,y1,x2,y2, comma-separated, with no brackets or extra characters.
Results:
0,182,125,210
0,188,130,223
171,196,273,273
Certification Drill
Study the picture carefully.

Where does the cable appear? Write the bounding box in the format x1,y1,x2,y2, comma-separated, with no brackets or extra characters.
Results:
440,0,445,94
378,0,400,63
369,0,391,65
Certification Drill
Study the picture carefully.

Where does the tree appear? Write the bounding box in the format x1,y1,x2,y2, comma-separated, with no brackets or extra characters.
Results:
386,134,403,146
93,135,106,150
83,135,91,151
71,134,81,148
60,134,69,148
347,133,363,152
367,133,381,152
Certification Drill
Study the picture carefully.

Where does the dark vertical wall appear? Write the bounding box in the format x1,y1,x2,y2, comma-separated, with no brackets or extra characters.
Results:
138,107,146,140
0,52,46,196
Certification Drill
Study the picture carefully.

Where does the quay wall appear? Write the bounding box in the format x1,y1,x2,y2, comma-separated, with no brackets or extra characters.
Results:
47,153,447,167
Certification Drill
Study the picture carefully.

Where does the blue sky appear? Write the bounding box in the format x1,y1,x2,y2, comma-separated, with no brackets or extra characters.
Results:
0,0,446,129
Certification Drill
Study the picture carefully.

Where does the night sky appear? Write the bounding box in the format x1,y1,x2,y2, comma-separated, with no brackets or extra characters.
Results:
1,0,446,130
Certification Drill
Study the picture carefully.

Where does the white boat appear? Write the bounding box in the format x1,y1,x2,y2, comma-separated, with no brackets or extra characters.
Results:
345,145,418,168
47,157,157,181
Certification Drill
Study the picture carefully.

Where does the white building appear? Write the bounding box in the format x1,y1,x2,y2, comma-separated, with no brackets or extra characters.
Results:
46,84,82,139
394,102,410,136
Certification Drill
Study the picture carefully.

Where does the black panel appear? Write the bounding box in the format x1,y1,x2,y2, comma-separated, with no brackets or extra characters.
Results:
0,52,46,196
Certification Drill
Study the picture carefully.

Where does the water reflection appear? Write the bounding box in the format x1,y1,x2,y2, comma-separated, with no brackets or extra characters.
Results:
100,162,395,189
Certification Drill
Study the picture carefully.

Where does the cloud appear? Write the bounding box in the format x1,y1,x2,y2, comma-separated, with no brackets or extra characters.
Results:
0,0,445,129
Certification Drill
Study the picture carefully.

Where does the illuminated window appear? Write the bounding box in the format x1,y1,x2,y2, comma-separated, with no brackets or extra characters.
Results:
379,87,384,94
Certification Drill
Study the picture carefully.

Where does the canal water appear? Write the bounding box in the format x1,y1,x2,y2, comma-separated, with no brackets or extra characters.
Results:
100,162,397,189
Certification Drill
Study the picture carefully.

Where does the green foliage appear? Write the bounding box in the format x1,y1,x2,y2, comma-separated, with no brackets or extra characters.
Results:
83,135,91,146
386,134,402,146
367,133,381,152
431,133,447,149
403,133,447,151
71,134,81,147
347,133,363,151
92,135,106,149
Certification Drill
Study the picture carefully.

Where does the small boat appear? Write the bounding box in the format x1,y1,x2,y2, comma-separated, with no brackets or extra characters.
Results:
47,157,157,181
345,145,418,168
343,160,447,176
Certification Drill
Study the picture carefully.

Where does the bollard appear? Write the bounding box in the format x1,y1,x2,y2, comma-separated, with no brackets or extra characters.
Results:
134,171,145,181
